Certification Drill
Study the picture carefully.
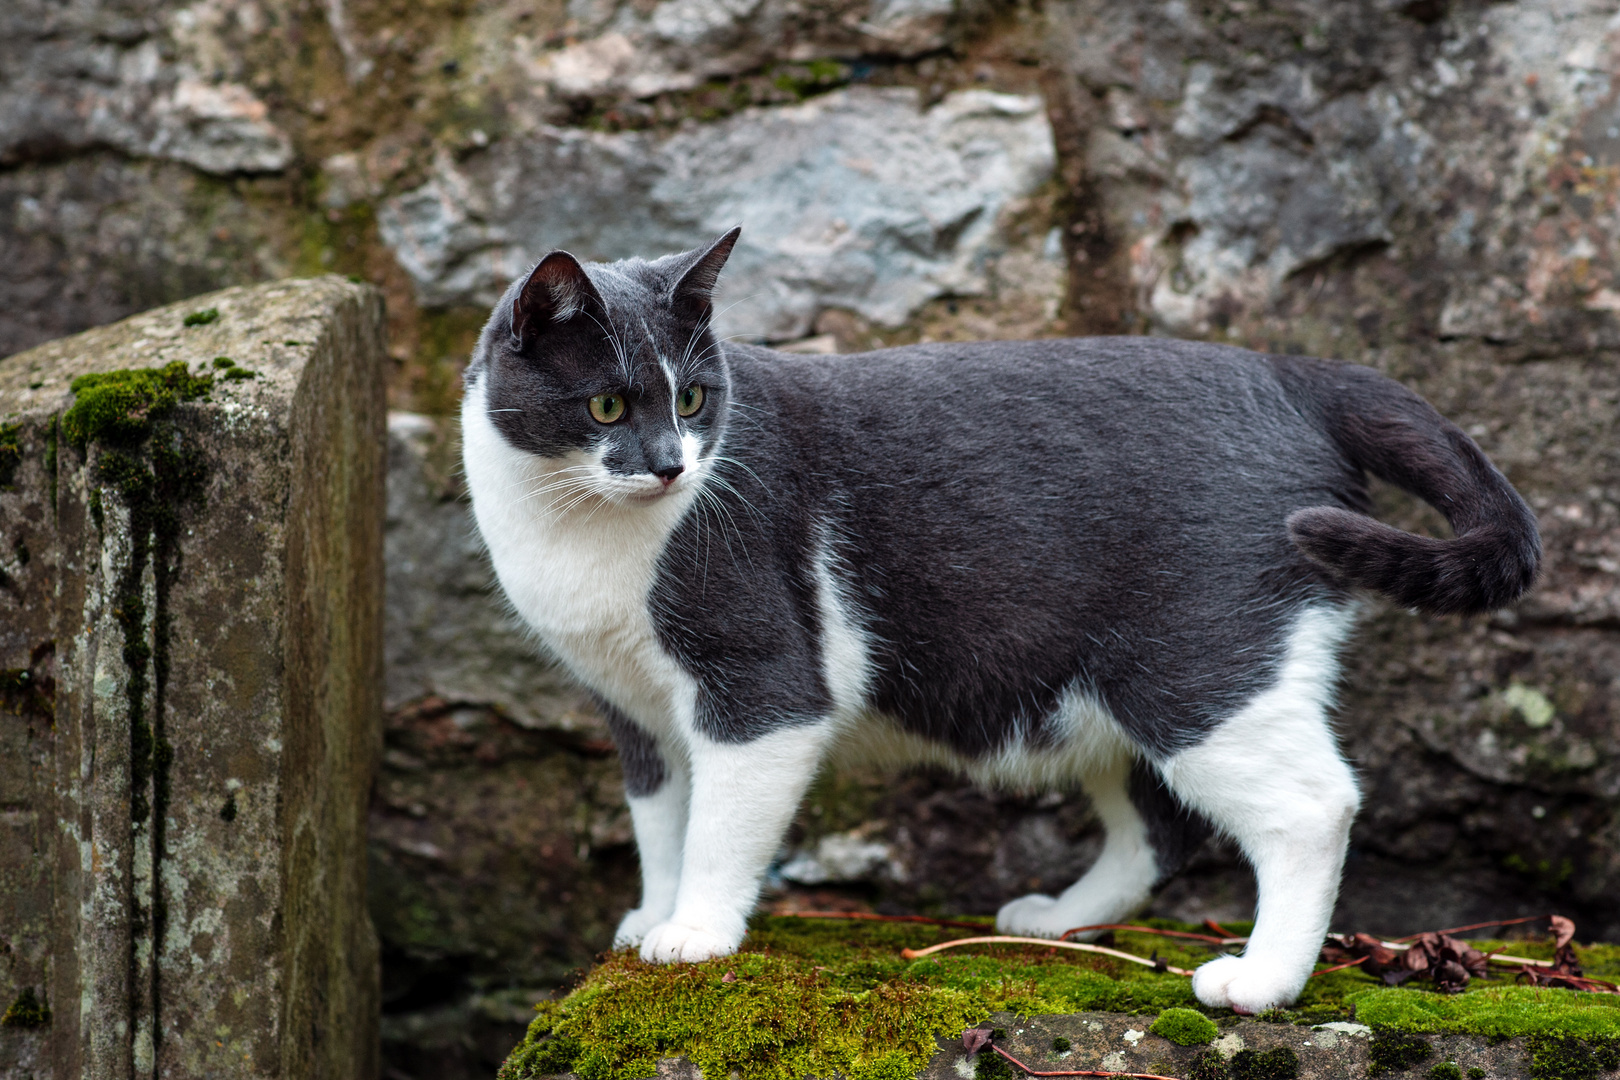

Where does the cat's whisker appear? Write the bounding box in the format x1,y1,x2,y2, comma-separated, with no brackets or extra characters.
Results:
519,477,599,504
700,475,768,533
705,454,774,507
512,469,601,500
677,310,715,375
495,461,597,494
694,483,750,571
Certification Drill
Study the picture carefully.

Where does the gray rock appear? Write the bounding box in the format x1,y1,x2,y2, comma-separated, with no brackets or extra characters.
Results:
1056,0,1620,349
0,155,291,357
539,0,967,98
779,829,903,886
0,0,290,174
377,86,1057,340
0,278,385,1080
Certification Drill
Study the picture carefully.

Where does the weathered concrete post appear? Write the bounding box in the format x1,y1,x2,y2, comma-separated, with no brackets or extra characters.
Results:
0,277,385,1079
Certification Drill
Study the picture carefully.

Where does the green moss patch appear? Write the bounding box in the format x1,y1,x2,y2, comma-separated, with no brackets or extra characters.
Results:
1152,1006,1220,1046
0,421,20,490
1230,1046,1299,1079
499,916,1215,1080
499,919,1620,1080
61,361,213,451
505,952,980,1080
1350,984,1620,1040
62,361,214,1065
1,987,50,1028
1525,1036,1620,1080
182,307,219,326
1189,1048,1229,1080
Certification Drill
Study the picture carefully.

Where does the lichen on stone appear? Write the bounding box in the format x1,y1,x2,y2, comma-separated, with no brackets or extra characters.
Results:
1150,1007,1219,1046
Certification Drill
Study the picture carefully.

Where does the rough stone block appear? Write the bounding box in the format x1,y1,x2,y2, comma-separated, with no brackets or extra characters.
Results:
0,277,386,1079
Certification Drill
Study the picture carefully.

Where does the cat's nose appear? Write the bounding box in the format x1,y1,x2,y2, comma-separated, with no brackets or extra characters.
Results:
653,462,684,484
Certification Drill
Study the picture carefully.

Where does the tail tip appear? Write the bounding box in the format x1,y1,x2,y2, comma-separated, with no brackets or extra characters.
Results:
1286,506,1539,616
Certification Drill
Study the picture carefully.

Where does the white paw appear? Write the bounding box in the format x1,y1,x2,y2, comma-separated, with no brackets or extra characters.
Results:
639,922,739,964
613,907,670,949
1192,954,1307,1014
996,894,1069,938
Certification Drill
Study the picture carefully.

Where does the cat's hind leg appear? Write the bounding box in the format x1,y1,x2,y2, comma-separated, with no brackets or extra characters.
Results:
996,759,1207,938
605,711,689,949
1161,605,1360,1014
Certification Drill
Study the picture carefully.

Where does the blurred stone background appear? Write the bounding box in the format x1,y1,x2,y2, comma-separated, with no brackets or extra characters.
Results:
4,0,1619,1075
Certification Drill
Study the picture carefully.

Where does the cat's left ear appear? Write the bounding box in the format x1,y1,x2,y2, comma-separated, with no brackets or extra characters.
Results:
671,227,741,316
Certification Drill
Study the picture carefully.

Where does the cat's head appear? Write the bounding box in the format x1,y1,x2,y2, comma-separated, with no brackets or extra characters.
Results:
466,228,740,504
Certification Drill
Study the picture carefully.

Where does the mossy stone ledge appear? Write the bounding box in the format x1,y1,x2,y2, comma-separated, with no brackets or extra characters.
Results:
0,278,386,1080
501,917,1620,1080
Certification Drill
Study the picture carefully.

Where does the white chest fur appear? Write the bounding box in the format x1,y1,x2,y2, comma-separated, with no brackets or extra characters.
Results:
460,381,698,732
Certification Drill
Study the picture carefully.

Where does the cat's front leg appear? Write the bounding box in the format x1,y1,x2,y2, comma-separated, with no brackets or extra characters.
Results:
639,723,831,963
614,763,690,948
605,711,688,948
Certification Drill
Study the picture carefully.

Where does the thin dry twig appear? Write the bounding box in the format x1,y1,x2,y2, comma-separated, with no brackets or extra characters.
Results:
1309,955,1370,978
1391,915,1552,943
1059,924,1245,946
1376,939,1555,968
902,935,1195,975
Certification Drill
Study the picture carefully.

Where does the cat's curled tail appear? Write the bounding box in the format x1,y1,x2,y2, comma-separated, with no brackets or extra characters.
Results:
1276,359,1541,616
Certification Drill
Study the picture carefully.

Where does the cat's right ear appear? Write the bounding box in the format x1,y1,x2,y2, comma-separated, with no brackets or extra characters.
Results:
510,251,605,348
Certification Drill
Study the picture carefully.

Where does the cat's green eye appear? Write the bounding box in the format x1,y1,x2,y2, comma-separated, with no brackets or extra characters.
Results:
589,393,626,424
676,384,704,417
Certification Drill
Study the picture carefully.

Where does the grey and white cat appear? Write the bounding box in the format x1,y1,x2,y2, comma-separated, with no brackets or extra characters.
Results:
460,229,1539,1013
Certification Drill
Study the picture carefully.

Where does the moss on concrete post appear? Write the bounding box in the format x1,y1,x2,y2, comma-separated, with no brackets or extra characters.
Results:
0,277,386,1079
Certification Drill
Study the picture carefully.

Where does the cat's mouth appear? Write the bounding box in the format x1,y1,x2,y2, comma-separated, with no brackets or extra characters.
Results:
632,476,682,501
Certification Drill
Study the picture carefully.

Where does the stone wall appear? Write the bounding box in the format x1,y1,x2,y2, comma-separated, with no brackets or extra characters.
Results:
0,278,386,1079
3,1,1618,1077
